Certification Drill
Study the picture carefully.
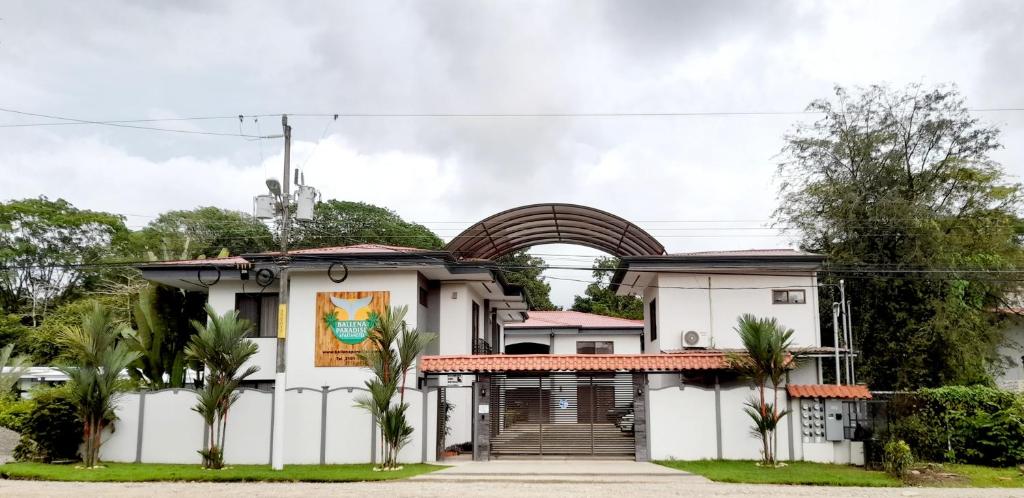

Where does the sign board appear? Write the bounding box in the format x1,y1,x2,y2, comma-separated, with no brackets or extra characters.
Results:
315,291,390,367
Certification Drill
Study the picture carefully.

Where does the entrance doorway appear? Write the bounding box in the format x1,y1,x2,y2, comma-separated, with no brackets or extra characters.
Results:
488,374,636,457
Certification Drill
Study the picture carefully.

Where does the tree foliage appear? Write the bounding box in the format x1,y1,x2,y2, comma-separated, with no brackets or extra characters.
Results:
775,84,1023,389
0,197,128,322
57,304,140,467
185,305,259,469
134,206,273,260
291,200,443,250
571,257,642,319
494,250,558,311
122,285,205,389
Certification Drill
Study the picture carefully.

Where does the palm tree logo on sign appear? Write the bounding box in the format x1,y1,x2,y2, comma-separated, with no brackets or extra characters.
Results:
324,296,380,345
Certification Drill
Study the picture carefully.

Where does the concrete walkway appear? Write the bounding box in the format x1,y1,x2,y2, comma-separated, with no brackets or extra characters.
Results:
413,459,705,483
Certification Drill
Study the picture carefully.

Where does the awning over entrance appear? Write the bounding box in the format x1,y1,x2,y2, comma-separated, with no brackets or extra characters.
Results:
445,203,666,260
787,384,872,399
420,353,729,374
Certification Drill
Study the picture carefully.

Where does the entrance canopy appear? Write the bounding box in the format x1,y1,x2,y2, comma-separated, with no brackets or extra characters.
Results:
445,203,666,260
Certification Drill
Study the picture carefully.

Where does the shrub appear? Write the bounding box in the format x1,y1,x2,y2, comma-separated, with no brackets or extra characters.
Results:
0,395,33,432
883,439,914,478
12,386,82,462
886,386,1024,466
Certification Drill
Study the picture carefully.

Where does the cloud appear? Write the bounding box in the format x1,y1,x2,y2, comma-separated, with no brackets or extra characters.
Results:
2,0,1023,307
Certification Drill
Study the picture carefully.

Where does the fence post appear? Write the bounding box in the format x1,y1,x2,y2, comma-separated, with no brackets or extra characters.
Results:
268,388,276,465
715,375,723,459
134,391,147,463
421,388,429,463
320,386,328,465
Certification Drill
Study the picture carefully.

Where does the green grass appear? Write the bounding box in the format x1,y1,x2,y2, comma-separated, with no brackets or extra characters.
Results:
657,460,901,487
0,462,444,482
943,464,1024,488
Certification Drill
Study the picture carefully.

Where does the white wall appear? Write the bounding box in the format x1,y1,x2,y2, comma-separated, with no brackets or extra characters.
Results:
503,331,642,354
655,273,820,351
440,283,471,355
206,280,279,381
998,321,1024,388
100,387,436,465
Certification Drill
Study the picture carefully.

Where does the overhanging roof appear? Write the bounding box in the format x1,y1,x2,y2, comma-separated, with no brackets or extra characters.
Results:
420,353,729,373
445,203,666,260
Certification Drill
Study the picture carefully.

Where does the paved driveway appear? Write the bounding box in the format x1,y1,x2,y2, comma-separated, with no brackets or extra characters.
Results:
3,460,1024,497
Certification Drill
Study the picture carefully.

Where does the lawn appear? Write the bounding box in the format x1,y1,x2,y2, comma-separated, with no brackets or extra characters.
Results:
658,460,1024,488
0,462,444,482
657,460,901,487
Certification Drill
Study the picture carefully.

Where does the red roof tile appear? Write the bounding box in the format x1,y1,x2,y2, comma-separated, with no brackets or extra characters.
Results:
786,384,872,400
506,311,643,329
420,353,728,373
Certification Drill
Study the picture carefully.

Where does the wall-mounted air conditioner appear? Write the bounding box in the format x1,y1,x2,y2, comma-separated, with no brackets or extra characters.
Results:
681,330,710,349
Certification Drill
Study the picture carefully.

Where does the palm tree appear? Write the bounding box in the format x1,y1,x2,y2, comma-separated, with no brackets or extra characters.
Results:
57,304,140,467
0,343,30,397
727,313,796,466
356,305,435,470
185,305,259,469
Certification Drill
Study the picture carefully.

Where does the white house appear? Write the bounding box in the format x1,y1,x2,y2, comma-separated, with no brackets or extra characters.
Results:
112,203,867,467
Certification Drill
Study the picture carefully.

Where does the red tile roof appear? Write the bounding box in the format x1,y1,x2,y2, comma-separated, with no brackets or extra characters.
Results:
272,243,431,255
786,384,872,400
506,311,643,329
420,353,728,373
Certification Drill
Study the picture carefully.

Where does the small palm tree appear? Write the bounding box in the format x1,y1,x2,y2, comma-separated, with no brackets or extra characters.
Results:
0,344,30,397
728,313,796,466
356,305,435,470
57,304,140,468
185,305,259,469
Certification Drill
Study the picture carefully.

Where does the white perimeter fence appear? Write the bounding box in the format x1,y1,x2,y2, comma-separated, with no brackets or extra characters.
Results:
99,386,438,465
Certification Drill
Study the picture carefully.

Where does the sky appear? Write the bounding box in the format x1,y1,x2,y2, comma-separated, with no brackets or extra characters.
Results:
2,0,1023,307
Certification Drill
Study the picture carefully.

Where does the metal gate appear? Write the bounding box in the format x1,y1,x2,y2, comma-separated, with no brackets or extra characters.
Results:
488,374,636,457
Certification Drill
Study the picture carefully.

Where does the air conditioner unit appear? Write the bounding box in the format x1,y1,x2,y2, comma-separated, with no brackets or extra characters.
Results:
681,330,710,349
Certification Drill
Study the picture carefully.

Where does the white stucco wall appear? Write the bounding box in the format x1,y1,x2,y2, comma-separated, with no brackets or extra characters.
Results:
503,331,642,354
649,385,717,460
140,389,205,464
223,389,273,464
998,321,1024,388
655,273,820,351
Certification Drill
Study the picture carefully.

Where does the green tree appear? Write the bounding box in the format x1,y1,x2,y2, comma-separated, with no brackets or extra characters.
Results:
57,304,140,467
727,314,796,467
0,197,129,323
29,295,129,364
495,250,558,311
122,285,205,389
134,206,273,260
0,343,30,397
776,84,1023,389
571,257,643,319
356,305,435,470
291,200,443,250
185,306,259,469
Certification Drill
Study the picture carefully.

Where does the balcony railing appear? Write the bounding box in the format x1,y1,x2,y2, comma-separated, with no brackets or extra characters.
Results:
473,338,494,355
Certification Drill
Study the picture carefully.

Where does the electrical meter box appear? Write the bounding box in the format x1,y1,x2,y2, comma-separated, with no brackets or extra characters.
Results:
254,195,276,219
799,399,826,442
824,399,845,441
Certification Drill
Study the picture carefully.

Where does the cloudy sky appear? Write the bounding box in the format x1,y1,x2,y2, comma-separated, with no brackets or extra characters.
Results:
2,1,1023,307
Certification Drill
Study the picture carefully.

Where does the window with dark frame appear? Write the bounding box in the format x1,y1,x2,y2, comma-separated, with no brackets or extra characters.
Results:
472,301,481,340
772,289,806,304
649,299,658,341
235,293,279,338
576,341,614,354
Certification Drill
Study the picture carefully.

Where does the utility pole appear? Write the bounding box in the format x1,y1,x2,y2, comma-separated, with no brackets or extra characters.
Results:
271,114,292,471
831,302,841,385
839,279,852,385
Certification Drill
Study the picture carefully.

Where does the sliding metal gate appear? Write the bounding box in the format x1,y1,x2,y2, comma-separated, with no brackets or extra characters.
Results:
488,374,636,457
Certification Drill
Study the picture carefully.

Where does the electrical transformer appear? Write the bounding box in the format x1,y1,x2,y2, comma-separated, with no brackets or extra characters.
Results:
295,185,318,221
254,195,276,219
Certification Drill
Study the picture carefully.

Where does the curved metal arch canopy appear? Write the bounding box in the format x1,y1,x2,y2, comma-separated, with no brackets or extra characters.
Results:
445,203,666,260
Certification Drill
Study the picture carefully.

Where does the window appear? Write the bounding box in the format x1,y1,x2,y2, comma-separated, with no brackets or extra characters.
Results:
772,289,806,304
576,341,614,354
235,293,279,337
419,287,429,307
649,299,658,341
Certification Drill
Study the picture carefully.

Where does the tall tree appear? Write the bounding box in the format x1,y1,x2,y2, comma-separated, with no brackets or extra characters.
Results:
291,200,443,250
134,206,274,259
122,285,205,389
0,197,128,323
495,250,558,311
571,257,643,319
776,84,1023,389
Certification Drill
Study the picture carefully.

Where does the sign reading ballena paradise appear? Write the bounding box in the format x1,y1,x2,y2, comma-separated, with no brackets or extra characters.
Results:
315,291,390,367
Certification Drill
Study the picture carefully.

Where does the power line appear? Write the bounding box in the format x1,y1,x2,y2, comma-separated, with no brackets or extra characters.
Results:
0,107,267,138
